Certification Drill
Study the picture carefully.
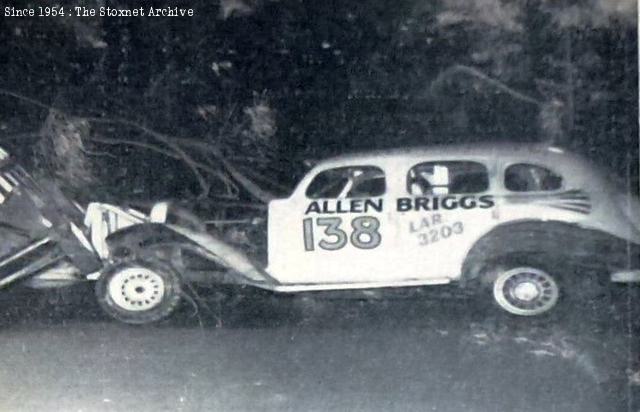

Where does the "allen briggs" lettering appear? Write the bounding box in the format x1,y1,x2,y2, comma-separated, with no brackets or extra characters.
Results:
396,195,494,211
304,195,494,215
305,199,383,215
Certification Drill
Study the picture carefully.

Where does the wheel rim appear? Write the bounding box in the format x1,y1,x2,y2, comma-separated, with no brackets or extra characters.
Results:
107,267,166,312
493,267,559,316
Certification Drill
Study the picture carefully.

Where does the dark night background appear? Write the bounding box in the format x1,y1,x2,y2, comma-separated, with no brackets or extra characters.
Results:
0,1,638,411
0,0,637,208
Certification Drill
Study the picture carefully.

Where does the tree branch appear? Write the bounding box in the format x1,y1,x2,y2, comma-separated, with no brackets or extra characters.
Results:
235,164,291,193
163,136,277,203
0,88,278,203
87,136,238,195
0,132,42,141
432,64,543,106
0,89,56,111
84,117,211,197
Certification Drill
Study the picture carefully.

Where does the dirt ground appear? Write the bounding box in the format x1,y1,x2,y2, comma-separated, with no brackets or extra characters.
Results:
0,285,637,412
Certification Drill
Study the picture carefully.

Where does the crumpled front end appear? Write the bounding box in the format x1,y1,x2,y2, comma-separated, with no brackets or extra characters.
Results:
167,224,276,287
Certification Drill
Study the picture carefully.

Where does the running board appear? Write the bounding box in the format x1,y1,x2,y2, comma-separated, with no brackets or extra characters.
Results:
265,278,452,293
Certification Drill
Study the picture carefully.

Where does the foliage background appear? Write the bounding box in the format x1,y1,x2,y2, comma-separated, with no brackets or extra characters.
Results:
0,0,637,207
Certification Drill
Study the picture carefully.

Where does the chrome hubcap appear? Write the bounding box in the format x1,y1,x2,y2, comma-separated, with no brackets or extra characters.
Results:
493,267,559,316
513,281,540,301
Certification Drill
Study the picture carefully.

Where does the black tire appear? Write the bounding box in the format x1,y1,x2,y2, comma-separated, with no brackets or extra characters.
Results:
477,254,563,317
96,260,182,324
479,254,609,319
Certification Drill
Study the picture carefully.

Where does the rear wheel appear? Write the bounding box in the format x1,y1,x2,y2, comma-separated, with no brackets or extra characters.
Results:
492,266,560,316
96,260,182,324
479,255,610,318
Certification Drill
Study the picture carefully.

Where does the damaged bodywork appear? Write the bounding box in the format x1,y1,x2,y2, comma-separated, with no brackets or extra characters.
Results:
93,143,640,324
0,143,638,324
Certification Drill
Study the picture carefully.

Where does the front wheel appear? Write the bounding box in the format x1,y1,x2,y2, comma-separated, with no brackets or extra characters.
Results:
492,266,560,316
96,260,182,324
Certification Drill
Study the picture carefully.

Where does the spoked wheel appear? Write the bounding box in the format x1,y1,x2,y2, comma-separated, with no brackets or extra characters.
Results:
96,260,182,324
492,267,560,316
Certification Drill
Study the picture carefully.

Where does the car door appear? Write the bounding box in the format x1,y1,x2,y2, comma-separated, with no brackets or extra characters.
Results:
266,163,398,285
393,158,499,280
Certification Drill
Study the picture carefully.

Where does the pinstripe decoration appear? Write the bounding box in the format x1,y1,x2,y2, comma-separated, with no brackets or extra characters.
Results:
504,189,592,214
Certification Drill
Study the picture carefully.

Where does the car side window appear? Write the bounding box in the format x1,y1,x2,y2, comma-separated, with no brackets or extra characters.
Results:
305,166,386,199
504,163,563,192
407,161,489,195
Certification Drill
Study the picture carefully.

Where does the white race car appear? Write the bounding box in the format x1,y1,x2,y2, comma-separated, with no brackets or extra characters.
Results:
96,143,640,323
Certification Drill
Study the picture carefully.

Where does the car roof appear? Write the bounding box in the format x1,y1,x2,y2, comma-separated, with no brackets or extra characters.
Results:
316,142,580,168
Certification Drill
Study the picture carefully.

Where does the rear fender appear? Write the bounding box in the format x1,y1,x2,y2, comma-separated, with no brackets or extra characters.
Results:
460,220,639,284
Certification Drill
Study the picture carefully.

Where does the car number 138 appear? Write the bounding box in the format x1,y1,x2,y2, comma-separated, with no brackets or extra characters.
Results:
303,216,381,251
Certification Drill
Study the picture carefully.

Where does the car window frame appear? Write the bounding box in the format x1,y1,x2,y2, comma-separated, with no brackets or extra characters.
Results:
405,159,492,196
304,164,387,199
502,162,565,193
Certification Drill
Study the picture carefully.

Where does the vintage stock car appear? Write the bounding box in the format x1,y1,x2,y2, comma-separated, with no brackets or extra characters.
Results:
95,143,640,323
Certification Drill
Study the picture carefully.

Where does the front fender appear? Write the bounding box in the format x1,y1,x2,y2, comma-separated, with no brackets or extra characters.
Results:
105,223,195,259
106,223,275,287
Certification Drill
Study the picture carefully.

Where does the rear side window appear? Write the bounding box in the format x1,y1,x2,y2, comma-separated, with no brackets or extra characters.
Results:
306,166,386,199
407,161,489,195
504,163,563,192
